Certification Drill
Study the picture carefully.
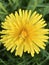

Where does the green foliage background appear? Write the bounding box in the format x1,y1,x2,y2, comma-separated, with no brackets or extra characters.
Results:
0,0,49,65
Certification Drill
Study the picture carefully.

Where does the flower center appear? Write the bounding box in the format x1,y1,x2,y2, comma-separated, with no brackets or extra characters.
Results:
20,29,27,39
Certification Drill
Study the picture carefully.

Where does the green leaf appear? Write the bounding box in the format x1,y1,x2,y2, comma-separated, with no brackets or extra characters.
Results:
0,2,8,13
43,6,49,16
27,0,44,11
37,0,44,4
27,0,38,11
0,58,7,65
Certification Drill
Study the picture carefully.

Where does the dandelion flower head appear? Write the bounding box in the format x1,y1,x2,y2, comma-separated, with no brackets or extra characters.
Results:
0,9,49,57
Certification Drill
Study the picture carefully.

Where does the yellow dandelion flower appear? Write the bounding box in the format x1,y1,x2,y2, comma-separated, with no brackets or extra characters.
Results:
0,9,49,57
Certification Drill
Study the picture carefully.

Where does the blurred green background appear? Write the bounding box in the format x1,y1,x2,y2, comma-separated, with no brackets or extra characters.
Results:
0,0,49,65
